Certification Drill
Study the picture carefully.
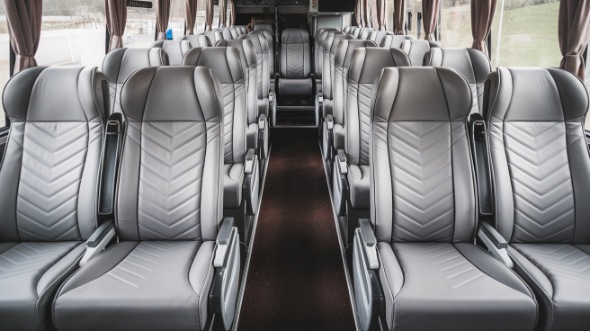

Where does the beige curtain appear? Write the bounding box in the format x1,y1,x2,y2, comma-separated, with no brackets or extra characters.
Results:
186,0,197,35
393,0,405,35
4,0,42,73
218,0,227,28
205,0,213,30
422,0,440,41
559,0,590,80
362,0,371,27
471,0,496,56
376,0,386,31
354,0,364,27
156,0,171,40
369,0,379,29
229,0,236,27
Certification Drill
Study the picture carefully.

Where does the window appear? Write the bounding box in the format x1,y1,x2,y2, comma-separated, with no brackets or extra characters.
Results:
405,0,424,40
124,5,157,48
195,0,207,33
439,0,471,48
169,0,186,39
36,0,106,68
0,11,7,128
490,0,560,68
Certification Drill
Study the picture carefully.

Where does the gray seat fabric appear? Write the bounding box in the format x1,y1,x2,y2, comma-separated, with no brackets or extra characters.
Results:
0,66,105,330
401,39,440,66
366,67,538,331
180,33,212,48
102,47,167,115
485,67,590,331
278,28,314,96
321,32,348,116
344,48,410,209
151,39,191,65
381,33,412,48
182,48,248,209
426,48,491,114
358,27,373,40
53,66,225,331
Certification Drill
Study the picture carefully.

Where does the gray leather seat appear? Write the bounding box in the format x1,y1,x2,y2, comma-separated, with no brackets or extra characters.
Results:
222,28,233,40
380,33,412,48
235,25,247,35
151,39,191,65
426,48,491,114
368,30,388,47
53,66,241,331
343,25,353,34
358,27,373,40
251,29,275,77
320,31,347,118
239,33,271,121
180,33,212,48
352,67,538,331
204,29,225,45
401,39,440,66
0,66,105,330
351,26,361,39
229,27,239,39
102,48,167,115
485,67,590,331
217,39,270,160
182,48,260,218
333,48,410,244
315,28,338,83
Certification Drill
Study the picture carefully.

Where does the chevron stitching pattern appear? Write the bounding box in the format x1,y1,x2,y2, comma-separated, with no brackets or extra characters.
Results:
109,82,123,114
286,44,305,78
566,121,584,147
504,122,575,243
221,82,244,163
358,83,373,165
139,122,205,240
395,243,486,289
390,122,454,242
105,242,197,288
17,122,96,241
0,242,77,286
515,244,590,288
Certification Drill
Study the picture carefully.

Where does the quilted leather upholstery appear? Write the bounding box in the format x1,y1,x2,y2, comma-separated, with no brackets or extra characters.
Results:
0,66,105,330
486,67,590,331
151,40,191,65
426,48,491,114
369,67,538,331
102,48,167,115
53,66,225,331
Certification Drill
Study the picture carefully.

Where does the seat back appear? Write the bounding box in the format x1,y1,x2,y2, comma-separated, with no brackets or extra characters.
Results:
0,67,105,242
346,48,410,167
280,28,311,79
102,48,167,115
426,48,491,114
351,27,361,39
253,24,273,32
182,48,247,166
368,30,388,47
251,29,275,76
343,25,353,34
315,28,338,78
239,33,269,99
371,67,474,243
235,25,247,34
151,40,191,65
333,40,377,127
229,27,240,39
217,40,260,125
381,33,411,48
358,28,373,41
401,39,440,66
485,67,590,244
204,29,224,45
116,66,224,242
180,33,212,48
322,32,348,100
222,28,233,40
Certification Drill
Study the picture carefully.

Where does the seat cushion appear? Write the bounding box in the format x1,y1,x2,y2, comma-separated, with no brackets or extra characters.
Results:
510,244,590,331
379,242,537,331
224,163,245,208
53,241,215,331
0,241,85,330
278,78,313,96
347,164,370,209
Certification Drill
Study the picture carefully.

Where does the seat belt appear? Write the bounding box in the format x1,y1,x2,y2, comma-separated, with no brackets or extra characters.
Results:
468,113,493,216
98,113,123,219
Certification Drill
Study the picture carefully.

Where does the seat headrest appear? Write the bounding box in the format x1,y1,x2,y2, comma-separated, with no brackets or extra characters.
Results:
330,34,354,53
484,67,589,122
217,39,258,68
281,29,309,44
151,40,191,65
180,34,212,48
426,48,491,84
401,39,440,66
103,48,167,84
238,34,264,54
349,48,411,84
181,47,244,85
335,40,377,68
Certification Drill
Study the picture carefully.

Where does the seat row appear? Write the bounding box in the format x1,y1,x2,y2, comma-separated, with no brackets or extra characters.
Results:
0,64,244,330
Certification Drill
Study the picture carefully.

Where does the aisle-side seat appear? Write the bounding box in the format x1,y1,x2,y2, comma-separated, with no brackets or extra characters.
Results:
315,28,339,93
333,48,410,246
486,67,590,331
204,29,225,45
368,30,388,47
343,25,354,34
401,39,440,66
251,29,275,78
229,27,240,39
0,66,108,330
320,32,348,122
53,66,241,331
182,47,260,241
381,33,412,48
358,28,373,41
239,33,272,125
352,66,538,331
235,25,247,34
102,48,167,115
151,39,191,65
426,48,491,114
180,33,212,48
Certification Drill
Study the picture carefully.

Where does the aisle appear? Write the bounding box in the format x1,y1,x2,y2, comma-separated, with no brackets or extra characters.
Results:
237,128,356,330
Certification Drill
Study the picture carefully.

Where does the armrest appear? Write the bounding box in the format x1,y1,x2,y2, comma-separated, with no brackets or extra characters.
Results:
244,148,256,174
258,114,266,131
325,114,334,130
358,218,379,269
243,148,260,216
332,149,349,217
80,220,116,266
210,217,241,330
477,221,513,268
336,149,348,175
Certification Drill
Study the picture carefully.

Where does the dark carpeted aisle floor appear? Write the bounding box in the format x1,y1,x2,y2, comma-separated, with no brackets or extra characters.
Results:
237,128,356,331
